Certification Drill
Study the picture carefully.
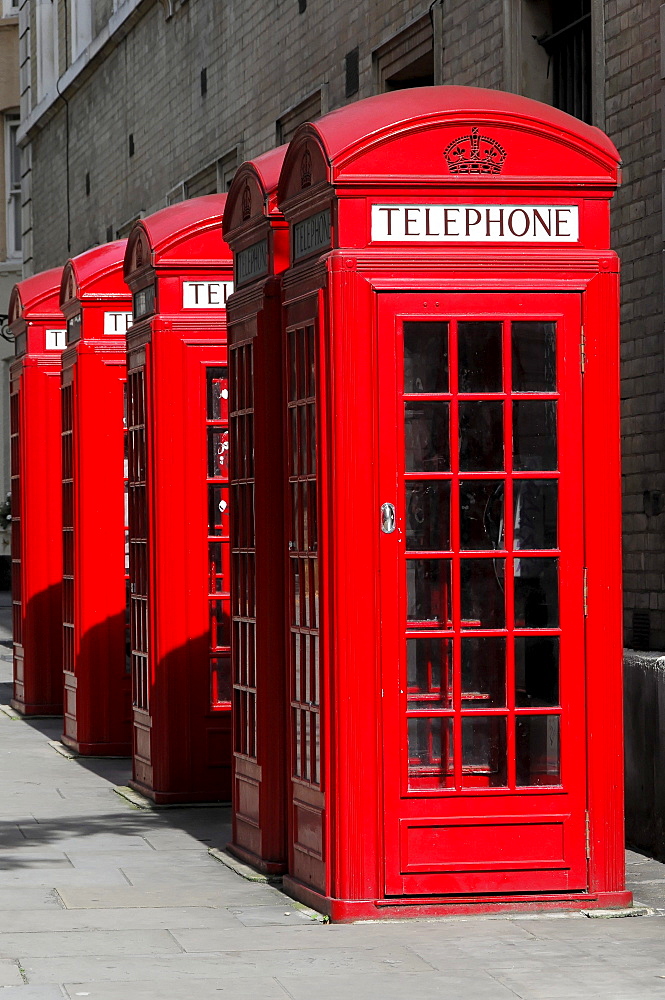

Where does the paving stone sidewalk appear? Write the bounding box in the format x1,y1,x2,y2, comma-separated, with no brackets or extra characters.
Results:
0,598,664,999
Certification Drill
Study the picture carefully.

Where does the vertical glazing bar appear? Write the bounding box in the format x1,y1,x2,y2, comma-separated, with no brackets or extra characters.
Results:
449,317,462,790
504,320,516,789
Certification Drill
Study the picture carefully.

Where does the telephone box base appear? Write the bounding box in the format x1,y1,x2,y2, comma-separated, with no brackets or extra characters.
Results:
10,698,62,717
128,778,230,806
282,876,634,923
60,734,131,757
226,841,287,877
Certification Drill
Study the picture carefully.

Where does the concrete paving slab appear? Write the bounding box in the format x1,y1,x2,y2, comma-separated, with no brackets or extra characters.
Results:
0,987,66,1000
0,907,243,933
0,930,181,959
61,978,289,999
22,946,433,984
0,888,63,910
273,971,519,1000
140,831,215,851
55,885,282,909
0,871,130,888
225,905,320,927
0,960,24,986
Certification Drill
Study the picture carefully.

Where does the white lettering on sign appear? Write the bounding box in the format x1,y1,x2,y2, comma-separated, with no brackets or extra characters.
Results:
293,209,332,261
45,328,66,351
371,205,579,243
182,281,234,308
236,240,269,286
104,312,133,335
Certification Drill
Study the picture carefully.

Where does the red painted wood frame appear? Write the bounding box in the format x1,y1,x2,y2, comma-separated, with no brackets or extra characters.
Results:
59,242,132,755
223,146,290,871
8,269,66,716
123,195,234,803
275,87,629,920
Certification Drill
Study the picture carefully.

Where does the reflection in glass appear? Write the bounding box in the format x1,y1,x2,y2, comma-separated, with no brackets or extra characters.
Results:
516,715,560,785
458,321,502,392
408,717,454,788
459,401,503,471
208,485,229,537
514,480,557,550
206,366,229,419
461,636,506,708
460,558,505,627
406,558,452,625
513,400,557,471
462,716,507,786
407,638,452,709
207,428,229,478
459,480,504,550
405,401,450,471
515,636,559,707
406,481,450,551
512,321,556,392
404,321,448,392
514,557,559,627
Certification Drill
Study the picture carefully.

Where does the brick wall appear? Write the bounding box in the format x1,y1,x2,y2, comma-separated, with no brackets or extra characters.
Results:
28,0,442,266
605,0,665,650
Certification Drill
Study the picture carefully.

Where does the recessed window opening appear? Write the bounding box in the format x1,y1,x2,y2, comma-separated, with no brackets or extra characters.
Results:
536,0,591,122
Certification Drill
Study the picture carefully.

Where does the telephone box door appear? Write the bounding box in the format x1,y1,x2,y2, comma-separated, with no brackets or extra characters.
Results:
378,291,588,897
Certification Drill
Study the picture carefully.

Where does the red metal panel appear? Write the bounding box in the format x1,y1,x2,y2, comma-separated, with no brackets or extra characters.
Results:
8,269,65,715
59,242,132,755
123,196,234,803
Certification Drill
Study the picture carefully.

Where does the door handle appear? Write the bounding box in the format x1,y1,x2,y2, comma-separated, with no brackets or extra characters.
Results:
380,502,396,534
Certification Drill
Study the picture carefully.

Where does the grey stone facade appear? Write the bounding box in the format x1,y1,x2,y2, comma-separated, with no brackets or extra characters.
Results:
16,0,665,651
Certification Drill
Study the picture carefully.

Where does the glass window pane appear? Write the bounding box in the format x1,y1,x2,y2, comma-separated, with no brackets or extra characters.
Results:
460,558,505,627
514,479,557,550
408,717,454,789
516,715,560,786
404,321,448,393
513,400,557,471
514,557,559,627
461,636,506,708
515,636,559,707
405,401,450,472
459,480,504,550
512,321,556,392
459,401,503,471
462,716,507,786
407,637,452,709
458,321,502,392
406,481,450,551
207,428,229,479
406,558,452,625
206,367,228,420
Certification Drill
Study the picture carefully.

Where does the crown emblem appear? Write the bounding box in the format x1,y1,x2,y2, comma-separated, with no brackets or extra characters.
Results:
444,126,506,175
135,235,144,269
241,184,252,220
301,146,312,188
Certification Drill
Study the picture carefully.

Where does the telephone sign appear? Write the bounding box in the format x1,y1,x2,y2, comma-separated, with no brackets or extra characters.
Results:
182,280,233,308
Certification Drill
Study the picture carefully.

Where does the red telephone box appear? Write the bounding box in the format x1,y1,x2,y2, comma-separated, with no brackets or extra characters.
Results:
8,269,65,716
222,146,289,871
272,87,629,919
123,195,234,802
59,242,132,755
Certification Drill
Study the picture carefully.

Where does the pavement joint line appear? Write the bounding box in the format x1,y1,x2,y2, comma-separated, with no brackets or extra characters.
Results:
0,704,21,720
582,903,653,918
48,742,79,760
113,786,230,810
208,847,284,886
